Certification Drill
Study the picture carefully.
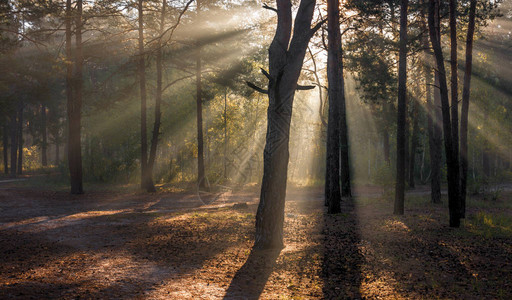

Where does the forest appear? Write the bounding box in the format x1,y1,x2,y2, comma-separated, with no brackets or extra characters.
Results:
0,0,511,298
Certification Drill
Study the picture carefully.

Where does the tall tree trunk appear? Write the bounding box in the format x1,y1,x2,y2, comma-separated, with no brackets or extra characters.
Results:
394,0,408,215
10,113,17,177
339,41,351,198
146,0,167,193
404,100,410,185
17,103,23,175
255,0,316,249
423,1,442,204
409,94,419,188
66,0,84,194
2,120,8,174
449,0,461,211
41,103,48,167
325,0,342,213
196,0,206,189
138,0,151,191
428,0,460,227
460,0,476,219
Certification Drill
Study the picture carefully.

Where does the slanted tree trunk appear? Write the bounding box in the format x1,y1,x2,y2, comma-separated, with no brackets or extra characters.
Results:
41,103,48,167
255,0,317,249
460,0,477,219
2,120,8,174
428,0,460,227
394,0,408,215
325,0,342,213
17,103,23,175
196,0,206,189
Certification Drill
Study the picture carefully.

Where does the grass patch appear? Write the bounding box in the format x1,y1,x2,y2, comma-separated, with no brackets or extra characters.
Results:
466,211,512,238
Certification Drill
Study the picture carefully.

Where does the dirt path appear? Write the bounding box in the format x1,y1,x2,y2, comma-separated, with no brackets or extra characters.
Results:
0,187,511,299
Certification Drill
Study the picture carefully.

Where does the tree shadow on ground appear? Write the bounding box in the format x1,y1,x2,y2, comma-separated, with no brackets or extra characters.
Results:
321,198,363,299
223,248,281,299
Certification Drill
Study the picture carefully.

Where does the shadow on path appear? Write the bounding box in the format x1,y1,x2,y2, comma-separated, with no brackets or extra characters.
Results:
223,248,281,299
322,199,363,298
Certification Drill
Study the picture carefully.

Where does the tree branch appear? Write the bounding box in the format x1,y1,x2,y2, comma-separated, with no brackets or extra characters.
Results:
262,3,278,13
297,84,315,90
310,18,327,36
260,68,272,81
246,81,268,94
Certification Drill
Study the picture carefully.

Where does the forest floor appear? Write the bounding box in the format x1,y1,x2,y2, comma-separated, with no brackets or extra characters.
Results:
0,179,511,299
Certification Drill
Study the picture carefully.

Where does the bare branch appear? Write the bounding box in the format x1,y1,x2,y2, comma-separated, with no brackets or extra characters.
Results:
260,68,272,81
162,75,195,92
310,18,327,36
262,3,277,13
297,84,315,90
246,81,268,94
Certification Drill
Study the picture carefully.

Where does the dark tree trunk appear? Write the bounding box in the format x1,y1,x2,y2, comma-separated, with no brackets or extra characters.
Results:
138,0,152,191
325,0,342,213
196,0,206,189
460,0,476,219
432,71,443,203
66,0,84,194
2,120,8,174
449,0,461,210
428,0,460,227
409,94,419,188
394,0,408,215
17,103,23,175
404,100,410,185
255,0,316,249
41,103,48,167
10,113,17,177
339,42,351,198
146,0,167,193
423,1,442,204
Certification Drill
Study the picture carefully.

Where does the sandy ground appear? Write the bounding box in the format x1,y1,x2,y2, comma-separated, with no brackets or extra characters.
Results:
0,185,511,299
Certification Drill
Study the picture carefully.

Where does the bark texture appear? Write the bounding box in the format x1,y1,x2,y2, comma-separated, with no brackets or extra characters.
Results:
325,0,342,213
255,0,317,249
460,0,477,219
428,0,460,227
394,0,408,215
138,0,152,191
196,0,206,189
66,0,84,194
146,0,168,193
